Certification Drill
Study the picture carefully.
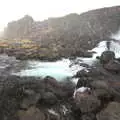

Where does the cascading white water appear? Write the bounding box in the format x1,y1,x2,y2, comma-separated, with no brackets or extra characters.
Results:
13,59,85,81
13,31,120,83
111,30,120,40
109,41,120,58
110,30,120,58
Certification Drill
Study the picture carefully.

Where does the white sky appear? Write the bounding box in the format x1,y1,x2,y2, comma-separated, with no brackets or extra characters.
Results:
0,0,120,31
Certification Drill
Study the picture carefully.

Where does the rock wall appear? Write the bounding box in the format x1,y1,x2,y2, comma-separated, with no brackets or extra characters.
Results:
3,6,120,59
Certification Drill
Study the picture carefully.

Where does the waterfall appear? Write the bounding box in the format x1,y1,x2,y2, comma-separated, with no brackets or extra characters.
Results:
109,40,120,58
109,30,120,58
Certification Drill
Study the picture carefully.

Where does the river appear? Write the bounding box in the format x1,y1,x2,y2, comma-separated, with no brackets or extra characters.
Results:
12,38,120,83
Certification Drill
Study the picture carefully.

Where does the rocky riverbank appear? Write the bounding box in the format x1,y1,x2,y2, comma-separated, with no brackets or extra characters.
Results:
0,50,120,120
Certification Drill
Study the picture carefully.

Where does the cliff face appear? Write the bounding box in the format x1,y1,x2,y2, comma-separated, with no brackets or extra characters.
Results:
3,6,120,58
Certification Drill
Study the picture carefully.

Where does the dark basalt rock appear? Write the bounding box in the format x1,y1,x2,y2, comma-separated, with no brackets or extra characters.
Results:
103,60,120,73
43,76,60,88
100,51,115,64
76,78,91,89
18,106,45,120
90,80,109,89
20,89,41,109
97,102,120,120
74,93,101,113
81,113,96,120
3,6,120,60
75,68,103,78
93,89,112,102
41,92,58,105
1,50,120,120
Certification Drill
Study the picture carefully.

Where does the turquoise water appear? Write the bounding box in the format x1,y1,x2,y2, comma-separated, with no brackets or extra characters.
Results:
14,59,79,81
12,40,120,82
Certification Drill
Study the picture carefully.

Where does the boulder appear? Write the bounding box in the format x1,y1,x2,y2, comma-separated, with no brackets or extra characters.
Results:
100,51,115,64
74,93,101,113
76,78,90,89
81,113,96,120
90,80,109,89
44,76,60,88
97,102,120,120
93,89,111,99
75,69,89,78
75,68,102,78
103,60,120,73
42,92,57,105
20,89,41,109
18,106,45,120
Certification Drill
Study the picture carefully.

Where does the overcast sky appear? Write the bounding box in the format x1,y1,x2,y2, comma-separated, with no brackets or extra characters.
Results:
0,0,120,31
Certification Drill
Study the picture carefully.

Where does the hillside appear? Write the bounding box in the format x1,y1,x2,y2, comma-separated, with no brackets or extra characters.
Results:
2,6,120,59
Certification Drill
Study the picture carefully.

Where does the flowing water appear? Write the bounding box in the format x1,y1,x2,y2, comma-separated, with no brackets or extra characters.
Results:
13,35,120,83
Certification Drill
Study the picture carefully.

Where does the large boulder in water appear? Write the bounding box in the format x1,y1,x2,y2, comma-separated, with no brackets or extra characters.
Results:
100,51,115,64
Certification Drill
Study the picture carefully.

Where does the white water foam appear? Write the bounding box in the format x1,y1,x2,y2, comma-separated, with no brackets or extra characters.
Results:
110,41,120,58
48,109,59,116
13,36,120,83
11,41,108,82
91,41,108,58
110,29,120,57
13,58,85,81
111,30,120,40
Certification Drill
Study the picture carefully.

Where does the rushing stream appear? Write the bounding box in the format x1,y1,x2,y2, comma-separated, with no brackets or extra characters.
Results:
13,38,120,82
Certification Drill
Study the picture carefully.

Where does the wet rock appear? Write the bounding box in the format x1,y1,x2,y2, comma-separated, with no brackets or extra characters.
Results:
116,57,120,62
20,89,41,109
60,80,75,97
75,68,103,78
93,89,111,99
74,93,101,113
81,113,96,120
23,89,35,95
76,78,90,89
82,51,93,58
42,92,57,105
44,76,60,88
18,106,45,120
104,60,120,73
97,102,120,120
75,70,88,78
90,80,114,101
90,80,109,89
100,51,115,64
79,63,90,68
0,54,20,76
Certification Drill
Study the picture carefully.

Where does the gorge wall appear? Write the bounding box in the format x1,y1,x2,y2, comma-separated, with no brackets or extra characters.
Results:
2,6,120,59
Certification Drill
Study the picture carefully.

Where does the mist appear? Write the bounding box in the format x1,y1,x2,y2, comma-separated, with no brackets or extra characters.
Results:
0,0,120,31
